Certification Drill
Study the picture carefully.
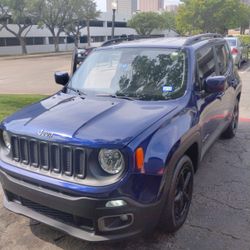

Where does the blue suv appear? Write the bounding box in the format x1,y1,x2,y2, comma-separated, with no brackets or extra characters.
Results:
0,34,241,242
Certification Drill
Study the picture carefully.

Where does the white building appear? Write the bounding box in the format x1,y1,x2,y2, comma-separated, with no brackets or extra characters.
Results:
0,13,136,56
0,11,178,56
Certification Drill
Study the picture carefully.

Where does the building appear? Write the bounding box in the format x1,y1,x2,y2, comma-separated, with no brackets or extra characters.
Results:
165,4,178,12
0,12,137,56
106,0,137,17
138,0,164,12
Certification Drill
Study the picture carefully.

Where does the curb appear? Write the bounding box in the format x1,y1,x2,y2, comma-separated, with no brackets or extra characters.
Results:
0,52,72,61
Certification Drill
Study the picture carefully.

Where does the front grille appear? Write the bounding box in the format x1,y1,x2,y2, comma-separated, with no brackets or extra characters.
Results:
10,135,87,181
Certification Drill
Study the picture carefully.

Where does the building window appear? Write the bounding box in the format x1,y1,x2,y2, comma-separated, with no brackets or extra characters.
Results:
80,36,88,43
49,37,65,44
89,20,104,27
67,37,75,44
0,38,6,46
5,38,20,46
107,21,127,27
91,36,105,42
34,37,44,45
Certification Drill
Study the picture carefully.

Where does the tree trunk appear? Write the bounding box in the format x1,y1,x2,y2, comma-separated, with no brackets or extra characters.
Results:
54,36,60,52
87,20,91,47
74,32,80,48
19,37,27,55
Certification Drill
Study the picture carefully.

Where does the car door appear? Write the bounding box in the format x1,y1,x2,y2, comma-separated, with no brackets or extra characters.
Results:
214,42,235,126
195,45,225,157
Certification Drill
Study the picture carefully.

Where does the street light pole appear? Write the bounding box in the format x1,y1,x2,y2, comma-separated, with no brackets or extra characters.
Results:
111,0,117,39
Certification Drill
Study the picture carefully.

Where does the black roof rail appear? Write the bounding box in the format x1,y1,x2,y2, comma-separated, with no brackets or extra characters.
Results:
184,33,223,46
101,34,165,47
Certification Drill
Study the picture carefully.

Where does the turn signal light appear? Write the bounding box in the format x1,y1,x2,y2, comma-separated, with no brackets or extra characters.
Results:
135,147,144,173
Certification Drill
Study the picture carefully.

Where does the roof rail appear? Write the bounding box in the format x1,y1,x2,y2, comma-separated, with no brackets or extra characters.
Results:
101,34,164,47
184,33,223,46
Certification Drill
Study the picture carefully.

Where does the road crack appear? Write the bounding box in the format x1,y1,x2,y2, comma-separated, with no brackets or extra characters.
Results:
195,192,250,212
186,223,250,244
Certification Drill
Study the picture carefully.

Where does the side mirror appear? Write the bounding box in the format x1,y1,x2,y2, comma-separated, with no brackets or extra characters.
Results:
205,76,226,94
54,72,69,86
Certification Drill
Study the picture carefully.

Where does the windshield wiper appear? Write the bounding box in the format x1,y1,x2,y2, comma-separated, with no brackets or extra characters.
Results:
66,86,86,96
96,93,135,101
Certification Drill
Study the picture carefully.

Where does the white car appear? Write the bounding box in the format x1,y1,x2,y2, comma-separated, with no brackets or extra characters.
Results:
225,37,248,68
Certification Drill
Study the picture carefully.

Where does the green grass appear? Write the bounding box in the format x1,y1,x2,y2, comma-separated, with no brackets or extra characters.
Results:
0,94,47,121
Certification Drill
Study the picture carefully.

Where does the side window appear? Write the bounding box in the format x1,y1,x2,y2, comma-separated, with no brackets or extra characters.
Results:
196,46,216,90
215,44,228,75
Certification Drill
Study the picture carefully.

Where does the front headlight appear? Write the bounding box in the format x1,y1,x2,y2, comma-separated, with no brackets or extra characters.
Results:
98,149,125,175
2,131,11,152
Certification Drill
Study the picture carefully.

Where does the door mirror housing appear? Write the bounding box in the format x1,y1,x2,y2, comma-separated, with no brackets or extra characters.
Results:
205,76,226,94
54,72,69,86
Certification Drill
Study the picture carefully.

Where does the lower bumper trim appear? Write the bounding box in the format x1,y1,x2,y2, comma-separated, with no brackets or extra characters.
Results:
4,197,141,242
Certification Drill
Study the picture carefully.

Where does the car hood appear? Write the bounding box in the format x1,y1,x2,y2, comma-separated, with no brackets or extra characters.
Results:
3,92,178,148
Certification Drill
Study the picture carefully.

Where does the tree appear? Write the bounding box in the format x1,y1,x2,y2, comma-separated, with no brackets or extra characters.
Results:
176,0,242,35
128,12,163,36
238,3,250,34
81,0,100,47
65,0,100,48
160,11,176,31
0,0,35,55
34,0,71,52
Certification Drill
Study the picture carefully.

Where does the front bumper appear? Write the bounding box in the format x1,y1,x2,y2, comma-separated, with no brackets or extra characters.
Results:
0,168,162,242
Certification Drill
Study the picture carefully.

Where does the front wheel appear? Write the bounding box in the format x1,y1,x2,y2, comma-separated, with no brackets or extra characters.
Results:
221,100,239,139
159,155,194,233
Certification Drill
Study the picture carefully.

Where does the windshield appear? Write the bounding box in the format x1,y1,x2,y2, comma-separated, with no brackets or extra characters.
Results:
225,38,237,47
69,47,187,100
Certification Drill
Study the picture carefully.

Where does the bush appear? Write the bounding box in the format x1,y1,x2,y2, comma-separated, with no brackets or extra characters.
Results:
238,35,250,46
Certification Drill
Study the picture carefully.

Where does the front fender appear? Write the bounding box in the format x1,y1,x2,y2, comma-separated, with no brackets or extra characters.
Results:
135,108,200,176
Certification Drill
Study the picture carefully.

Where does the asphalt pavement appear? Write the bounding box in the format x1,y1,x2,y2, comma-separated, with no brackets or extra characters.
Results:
0,58,250,250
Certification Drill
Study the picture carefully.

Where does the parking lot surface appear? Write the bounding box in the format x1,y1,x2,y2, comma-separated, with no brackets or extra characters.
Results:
0,57,250,250
0,54,71,95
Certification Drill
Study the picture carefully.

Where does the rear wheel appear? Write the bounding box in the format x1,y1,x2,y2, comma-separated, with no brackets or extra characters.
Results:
221,100,239,139
159,155,194,233
237,60,241,69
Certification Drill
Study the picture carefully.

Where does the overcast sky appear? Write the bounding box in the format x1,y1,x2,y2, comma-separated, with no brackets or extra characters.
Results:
96,0,180,11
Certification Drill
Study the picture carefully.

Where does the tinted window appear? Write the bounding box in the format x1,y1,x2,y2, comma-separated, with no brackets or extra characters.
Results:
70,48,187,100
196,46,216,89
215,44,228,75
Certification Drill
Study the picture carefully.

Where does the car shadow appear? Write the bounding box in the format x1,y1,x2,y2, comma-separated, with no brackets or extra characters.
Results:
29,219,176,250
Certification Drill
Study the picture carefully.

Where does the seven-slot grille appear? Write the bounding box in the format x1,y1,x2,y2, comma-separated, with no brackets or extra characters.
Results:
10,135,86,180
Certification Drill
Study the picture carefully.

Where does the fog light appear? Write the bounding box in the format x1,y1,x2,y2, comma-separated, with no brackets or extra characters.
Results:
105,200,127,208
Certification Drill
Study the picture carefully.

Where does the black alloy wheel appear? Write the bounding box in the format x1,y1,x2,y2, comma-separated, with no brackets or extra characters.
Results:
159,155,194,233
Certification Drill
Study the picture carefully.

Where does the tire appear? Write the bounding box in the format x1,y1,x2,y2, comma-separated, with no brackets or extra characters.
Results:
237,60,241,69
221,100,239,139
159,155,194,233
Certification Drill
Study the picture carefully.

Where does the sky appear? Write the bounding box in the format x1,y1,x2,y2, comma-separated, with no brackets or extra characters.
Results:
95,0,180,12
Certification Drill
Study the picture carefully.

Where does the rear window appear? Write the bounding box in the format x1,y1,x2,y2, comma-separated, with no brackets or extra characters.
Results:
225,38,237,47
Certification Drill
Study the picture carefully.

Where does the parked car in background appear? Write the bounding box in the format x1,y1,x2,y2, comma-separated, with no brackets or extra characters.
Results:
225,36,248,68
0,34,242,242
71,47,96,74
